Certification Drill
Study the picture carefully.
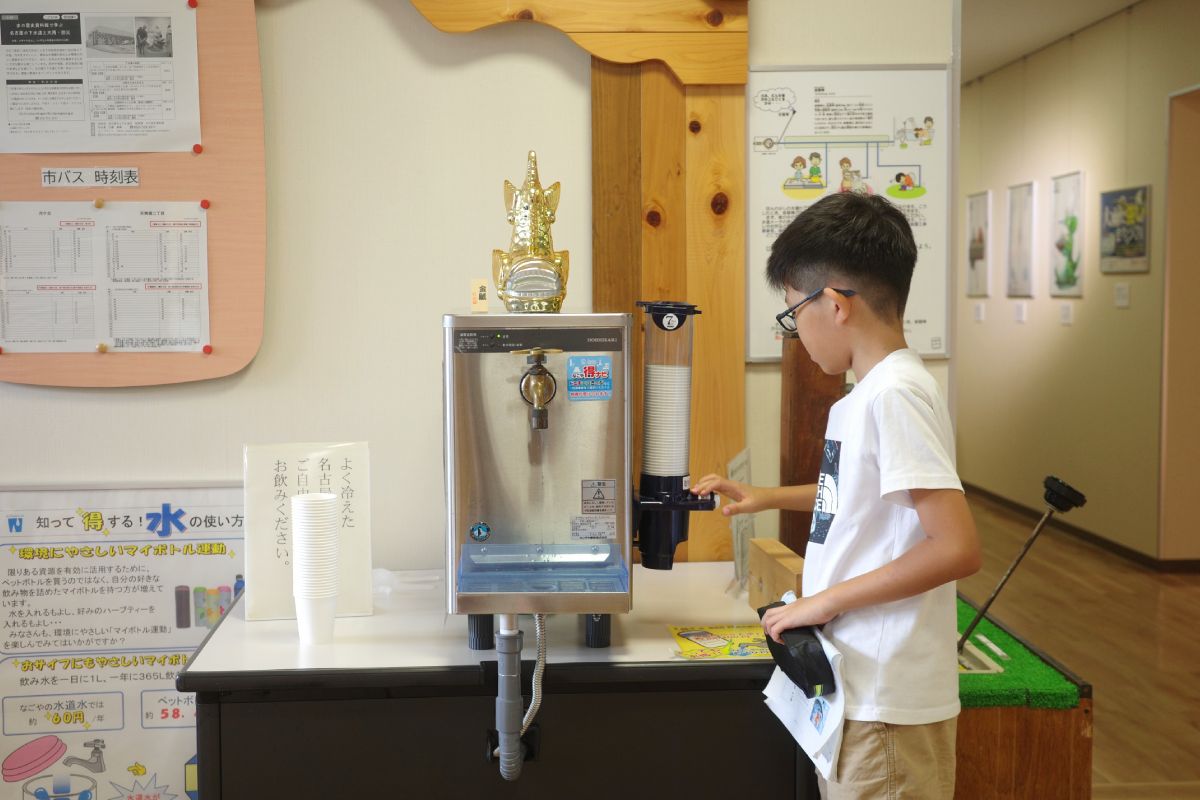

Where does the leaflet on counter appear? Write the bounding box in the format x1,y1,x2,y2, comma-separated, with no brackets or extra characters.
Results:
0,1,200,153
0,200,209,353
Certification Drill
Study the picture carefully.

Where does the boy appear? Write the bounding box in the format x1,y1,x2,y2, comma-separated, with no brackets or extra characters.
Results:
691,192,981,799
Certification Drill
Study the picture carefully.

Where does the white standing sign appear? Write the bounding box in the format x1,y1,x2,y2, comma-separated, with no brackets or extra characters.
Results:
747,66,950,360
243,442,374,621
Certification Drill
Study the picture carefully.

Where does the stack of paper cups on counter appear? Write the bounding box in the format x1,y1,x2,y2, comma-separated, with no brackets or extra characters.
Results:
291,493,340,645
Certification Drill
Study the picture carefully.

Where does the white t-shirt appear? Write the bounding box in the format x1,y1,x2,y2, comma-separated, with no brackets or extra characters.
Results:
802,348,963,725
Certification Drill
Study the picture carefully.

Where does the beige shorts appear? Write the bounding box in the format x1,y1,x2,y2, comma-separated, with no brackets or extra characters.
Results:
819,717,957,800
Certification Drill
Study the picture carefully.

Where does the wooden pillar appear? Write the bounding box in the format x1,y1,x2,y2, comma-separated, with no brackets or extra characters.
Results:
682,83,744,561
592,62,744,562
779,336,843,556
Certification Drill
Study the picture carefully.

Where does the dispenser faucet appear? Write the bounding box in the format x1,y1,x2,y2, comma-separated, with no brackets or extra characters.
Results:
63,739,105,773
520,350,557,430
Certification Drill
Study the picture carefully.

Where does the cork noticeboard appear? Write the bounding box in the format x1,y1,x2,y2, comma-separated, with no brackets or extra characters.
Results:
0,0,265,387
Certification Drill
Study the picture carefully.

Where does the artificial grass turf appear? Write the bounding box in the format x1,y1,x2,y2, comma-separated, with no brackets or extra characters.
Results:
956,598,1081,710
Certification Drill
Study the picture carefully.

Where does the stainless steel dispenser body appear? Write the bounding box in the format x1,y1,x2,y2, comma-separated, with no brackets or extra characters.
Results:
444,313,632,615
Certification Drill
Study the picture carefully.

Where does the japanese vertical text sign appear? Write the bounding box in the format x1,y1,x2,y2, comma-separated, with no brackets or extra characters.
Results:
0,485,243,800
242,442,373,621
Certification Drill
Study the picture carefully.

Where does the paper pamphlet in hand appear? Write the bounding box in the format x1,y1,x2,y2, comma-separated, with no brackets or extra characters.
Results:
668,624,772,660
243,442,373,620
762,609,846,780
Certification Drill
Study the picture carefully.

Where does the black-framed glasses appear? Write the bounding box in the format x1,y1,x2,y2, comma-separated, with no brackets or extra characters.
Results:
775,288,857,333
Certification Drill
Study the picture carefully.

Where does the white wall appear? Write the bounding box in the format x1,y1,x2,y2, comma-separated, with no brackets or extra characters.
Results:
956,0,1200,555
0,0,592,570
746,0,957,539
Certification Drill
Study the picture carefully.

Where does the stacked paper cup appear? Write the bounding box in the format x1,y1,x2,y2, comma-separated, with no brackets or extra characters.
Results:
291,493,340,645
642,363,692,476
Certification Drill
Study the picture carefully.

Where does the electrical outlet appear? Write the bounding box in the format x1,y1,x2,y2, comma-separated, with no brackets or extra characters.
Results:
1014,302,1027,323
973,302,985,322
1059,303,1074,326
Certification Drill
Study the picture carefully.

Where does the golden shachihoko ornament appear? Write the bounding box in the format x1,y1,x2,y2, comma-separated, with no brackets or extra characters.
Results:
492,151,569,313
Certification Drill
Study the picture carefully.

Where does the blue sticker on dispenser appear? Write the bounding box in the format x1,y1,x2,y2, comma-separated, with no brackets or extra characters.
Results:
567,356,613,401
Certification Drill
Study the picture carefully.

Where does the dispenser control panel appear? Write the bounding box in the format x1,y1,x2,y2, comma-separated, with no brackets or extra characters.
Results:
454,328,623,354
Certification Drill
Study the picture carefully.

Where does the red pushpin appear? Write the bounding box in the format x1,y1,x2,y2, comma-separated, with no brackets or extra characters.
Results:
200,199,211,209
202,344,213,355
188,0,198,7
192,143,203,154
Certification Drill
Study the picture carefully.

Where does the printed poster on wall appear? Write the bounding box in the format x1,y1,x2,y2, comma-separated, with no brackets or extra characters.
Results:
242,442,373,621
1006,182,1035,298
0,201,211,354
747,66,950,361
0,0,201,153
1050,171,1083,298
0,485,243,800
965,191,990,297
1099,186,1150,273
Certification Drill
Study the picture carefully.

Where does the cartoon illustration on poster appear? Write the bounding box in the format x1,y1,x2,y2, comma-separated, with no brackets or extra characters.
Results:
1,487,243,800
748,67,949,360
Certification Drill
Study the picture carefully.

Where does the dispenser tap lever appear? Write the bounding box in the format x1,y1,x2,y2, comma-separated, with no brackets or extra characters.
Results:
520,351,557,430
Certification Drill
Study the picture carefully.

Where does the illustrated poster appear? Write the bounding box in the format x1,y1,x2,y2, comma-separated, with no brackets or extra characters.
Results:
0,486,243,800
748,66,950,360
1099,186,1149,273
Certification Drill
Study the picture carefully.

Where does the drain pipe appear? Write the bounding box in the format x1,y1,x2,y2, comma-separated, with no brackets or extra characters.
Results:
495,614,525,781
494,613,548,781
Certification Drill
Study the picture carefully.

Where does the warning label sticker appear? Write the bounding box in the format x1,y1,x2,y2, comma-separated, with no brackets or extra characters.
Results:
581,479,617,515
571,515,617,540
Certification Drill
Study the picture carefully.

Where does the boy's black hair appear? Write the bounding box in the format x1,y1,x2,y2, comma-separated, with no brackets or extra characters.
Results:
766,192,916,320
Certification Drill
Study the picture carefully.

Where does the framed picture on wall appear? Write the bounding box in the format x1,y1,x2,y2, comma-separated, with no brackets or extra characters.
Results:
1099,185,1150,273
1050,171,1084,297
1006,181,1035,297
966,191,990,297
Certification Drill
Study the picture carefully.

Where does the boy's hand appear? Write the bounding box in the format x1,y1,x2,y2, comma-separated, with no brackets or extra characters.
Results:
689,474,768,516
760,595,835,644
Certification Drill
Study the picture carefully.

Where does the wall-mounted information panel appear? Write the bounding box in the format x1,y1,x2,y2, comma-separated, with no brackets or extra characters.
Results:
747,65,950,361
0,0,265,386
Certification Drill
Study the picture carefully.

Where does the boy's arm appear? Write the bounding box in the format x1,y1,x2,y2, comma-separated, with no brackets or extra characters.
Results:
761,487,981,643
689,474,816,516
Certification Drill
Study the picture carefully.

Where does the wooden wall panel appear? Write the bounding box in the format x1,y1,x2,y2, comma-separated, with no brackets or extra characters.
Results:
956,701,1092,799
566,32,747,85
682,85,744,561
411,0,747,33
591,57,643,483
